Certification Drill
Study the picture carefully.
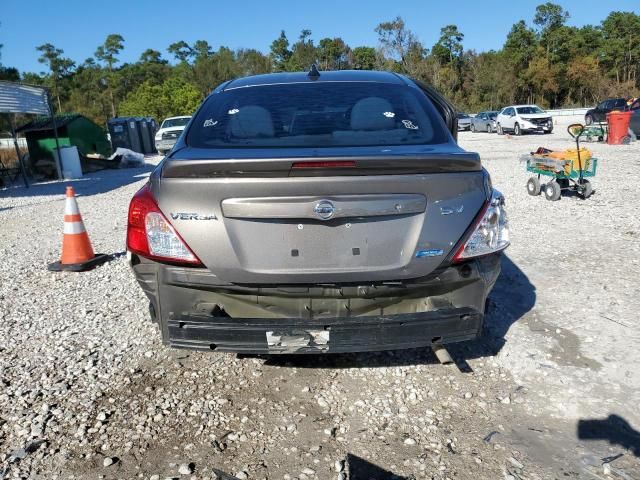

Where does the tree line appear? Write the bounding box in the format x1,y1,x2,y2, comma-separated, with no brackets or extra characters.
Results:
0,3,639,127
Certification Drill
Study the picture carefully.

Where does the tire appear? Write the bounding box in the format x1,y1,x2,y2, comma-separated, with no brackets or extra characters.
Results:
157,149,166,156
471,123,476,133
497,124,504,135
148,301,157,322
585,114,593,126
514,123,521,136
579,179,593,199
486,124,492,133
544,181,561,201
527,177,541,196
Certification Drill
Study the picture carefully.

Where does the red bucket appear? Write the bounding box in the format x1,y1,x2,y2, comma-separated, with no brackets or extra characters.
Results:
607,111,632,145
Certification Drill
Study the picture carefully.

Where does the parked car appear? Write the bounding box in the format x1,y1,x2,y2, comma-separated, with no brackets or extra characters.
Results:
629,98,640,138
496,105,553,135
457,112,472,130
154,115,192,155
585,98,627,125
127,70,509,354
470,111,498,133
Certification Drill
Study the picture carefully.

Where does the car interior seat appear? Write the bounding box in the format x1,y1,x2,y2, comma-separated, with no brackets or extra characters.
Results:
350,97,395,131
230,105,275,138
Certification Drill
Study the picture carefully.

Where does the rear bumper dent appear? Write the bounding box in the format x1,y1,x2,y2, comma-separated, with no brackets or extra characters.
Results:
131,254,501,353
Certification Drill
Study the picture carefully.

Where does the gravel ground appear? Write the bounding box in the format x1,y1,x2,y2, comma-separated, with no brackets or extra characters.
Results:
1,124,639,480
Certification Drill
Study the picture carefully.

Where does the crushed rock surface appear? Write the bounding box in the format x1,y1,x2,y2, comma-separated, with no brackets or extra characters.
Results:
1,124,639,479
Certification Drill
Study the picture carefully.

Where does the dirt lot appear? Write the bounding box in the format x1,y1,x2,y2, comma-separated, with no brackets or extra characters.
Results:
1,124,639,479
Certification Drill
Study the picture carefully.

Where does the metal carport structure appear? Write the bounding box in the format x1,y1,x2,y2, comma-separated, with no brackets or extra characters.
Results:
0,81,62,187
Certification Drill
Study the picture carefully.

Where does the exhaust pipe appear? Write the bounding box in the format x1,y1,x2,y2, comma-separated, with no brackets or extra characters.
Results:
432,344,454,365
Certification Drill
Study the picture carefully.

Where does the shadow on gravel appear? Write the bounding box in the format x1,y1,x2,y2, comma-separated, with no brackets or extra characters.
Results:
452,254,536,360
347,454,411,479
210,469,241,480
0,163,155,201
205,458,410,480
258,345,440,369
259,255,535,369
578,414,640,457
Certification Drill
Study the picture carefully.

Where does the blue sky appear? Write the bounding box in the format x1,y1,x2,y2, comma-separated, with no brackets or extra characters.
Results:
1,0,638,73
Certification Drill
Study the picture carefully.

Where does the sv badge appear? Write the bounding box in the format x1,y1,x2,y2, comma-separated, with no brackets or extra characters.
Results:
440,205,464,215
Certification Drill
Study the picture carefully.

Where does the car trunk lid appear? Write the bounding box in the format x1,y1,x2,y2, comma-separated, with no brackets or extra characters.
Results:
155,146,487,284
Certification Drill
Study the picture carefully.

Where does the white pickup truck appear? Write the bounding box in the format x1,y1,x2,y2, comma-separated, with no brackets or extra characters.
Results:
155,115,192,155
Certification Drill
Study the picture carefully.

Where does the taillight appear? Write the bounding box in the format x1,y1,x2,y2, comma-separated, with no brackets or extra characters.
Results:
126,184,202,266
452,189,510,262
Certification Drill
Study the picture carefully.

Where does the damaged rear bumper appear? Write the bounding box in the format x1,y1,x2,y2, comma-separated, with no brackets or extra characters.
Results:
131,254,501,354
168,307,482,353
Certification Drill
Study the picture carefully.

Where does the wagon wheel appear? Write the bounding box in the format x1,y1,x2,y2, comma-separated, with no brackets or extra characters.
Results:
544,181,561,201
526,177,541,196
578,179,593,199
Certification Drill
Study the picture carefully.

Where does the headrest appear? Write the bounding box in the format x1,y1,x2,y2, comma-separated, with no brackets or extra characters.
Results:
229,105,274,138
351,97,395,131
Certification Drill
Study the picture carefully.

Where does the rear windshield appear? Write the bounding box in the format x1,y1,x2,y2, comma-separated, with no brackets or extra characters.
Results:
488,112,498,119
186,82,448,148
162,117,190,128
516,106,545,114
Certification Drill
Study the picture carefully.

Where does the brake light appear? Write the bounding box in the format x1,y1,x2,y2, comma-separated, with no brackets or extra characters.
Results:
452,189,510,262
292,160,356,168
126,184,202,266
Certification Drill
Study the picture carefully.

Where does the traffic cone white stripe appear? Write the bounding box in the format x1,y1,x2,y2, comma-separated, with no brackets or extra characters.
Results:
64,221,87,235
65,197,80,215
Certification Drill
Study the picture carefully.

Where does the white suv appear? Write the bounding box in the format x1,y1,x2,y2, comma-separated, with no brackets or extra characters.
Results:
496,105,553,135
155,115,192,154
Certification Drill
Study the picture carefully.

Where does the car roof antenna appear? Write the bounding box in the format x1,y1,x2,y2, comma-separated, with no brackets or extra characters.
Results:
308,64,320,79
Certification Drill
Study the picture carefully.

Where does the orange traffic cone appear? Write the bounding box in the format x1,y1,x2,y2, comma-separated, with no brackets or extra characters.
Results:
48,186,110,272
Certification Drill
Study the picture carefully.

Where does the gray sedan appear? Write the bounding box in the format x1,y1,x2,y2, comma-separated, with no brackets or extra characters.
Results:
457,112,472,130
471,111,498,133
126,70,509,354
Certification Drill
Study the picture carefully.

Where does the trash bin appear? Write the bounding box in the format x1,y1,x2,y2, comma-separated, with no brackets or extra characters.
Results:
107,117,143,153
607,111,633,145
146,118,158,153
137,118,152,154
